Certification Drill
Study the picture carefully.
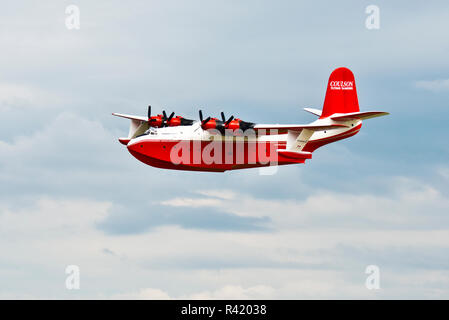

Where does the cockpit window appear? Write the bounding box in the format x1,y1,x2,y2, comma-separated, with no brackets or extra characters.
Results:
144,127,158,135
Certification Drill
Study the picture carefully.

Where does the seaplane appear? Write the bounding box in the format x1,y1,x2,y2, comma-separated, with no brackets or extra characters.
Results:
113,67,389,172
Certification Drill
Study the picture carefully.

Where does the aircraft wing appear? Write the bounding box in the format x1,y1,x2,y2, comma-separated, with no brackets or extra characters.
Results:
112,113,148,122
331,111,389,121
112,113,149,140
253,123,348,134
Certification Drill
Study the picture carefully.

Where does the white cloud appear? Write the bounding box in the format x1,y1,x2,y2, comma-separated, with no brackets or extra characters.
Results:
196,189,237,200
415,79,449,92
0,198,110,239
437,166,449,180
0,83,60,111
160,197,223,208
1,172,449,299
0,113,126,181
159,189,239,208
113,288,171,300
187,285,276,300
116,284,276,300
0,111,446,300
106,267,449,299
1,0,449,300
158,176,449,230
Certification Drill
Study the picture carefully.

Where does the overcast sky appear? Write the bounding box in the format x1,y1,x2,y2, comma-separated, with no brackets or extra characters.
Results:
1,0,449,299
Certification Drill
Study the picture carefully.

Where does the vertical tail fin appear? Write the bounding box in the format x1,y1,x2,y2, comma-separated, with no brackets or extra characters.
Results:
320,67,359,119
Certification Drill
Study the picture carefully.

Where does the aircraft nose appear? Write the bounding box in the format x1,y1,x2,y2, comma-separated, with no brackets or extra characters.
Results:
127,141,144,154
118,138,131,145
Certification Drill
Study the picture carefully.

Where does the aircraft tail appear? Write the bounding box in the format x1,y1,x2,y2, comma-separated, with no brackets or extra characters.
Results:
320,67,359,119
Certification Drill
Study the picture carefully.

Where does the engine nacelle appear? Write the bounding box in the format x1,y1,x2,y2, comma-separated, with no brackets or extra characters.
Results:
148,114,164,127
201,117,255,133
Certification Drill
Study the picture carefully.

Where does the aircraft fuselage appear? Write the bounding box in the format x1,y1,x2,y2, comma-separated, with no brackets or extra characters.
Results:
125,121,361,172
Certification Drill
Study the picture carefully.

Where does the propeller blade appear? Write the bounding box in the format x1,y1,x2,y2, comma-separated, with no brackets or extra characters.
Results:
162,110,167,120
199,110,203,122
202,116,211,124
225,115,234,126
167,112,175,122
148,105,151,118
220,112,226,122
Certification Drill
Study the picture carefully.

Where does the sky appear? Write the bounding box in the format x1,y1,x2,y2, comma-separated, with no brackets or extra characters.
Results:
0,0,449,299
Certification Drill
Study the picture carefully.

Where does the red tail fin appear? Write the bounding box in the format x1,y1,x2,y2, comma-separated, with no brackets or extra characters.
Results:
320,67,360,119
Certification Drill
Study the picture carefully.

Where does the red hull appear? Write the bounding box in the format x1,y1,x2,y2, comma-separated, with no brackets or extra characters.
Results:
125,124,361,172
127,140,303,172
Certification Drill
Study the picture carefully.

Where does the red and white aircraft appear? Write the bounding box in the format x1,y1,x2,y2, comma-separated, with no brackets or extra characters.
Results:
113,67,388,172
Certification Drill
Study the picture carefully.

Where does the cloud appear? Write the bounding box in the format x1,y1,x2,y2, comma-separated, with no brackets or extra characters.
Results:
116,285,276,300
0,197,110,239
160,197,223,208
113,288,171,300
0,112,133,201
0,83,61,111
1,178,449,299
437,166,449,181
154,176,449,231
195,189,237,200
0,112,115,169
99,172,449,235
97,203,270,235
188,285,276,300
1,0,449,299
107,266,449,299
415,79,449,92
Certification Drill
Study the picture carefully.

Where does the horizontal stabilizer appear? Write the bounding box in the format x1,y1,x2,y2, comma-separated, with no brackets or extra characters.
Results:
331,111,389,121
303,107,322,117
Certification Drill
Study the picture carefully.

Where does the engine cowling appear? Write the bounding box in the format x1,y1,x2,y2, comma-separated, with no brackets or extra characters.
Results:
148,114,164,127
149,114,194,127
199,111,255,133
201,118,219,130
224,118,242,131
201,118,255,133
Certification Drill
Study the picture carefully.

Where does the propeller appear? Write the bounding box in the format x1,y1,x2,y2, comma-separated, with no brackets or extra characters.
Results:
147,105,191,127
203,116,211,124
220,112,234,127
148,105,158,123
199,109,211,125
167,111,175,123
160,110,176,126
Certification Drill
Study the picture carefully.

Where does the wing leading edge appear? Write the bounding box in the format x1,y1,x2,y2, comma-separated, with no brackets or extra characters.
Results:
112,112,148,122
253,123,348,134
